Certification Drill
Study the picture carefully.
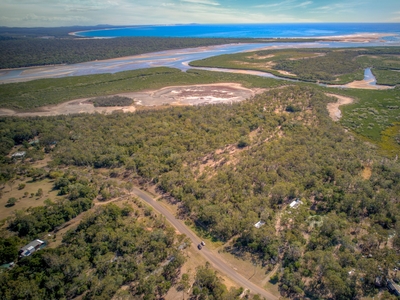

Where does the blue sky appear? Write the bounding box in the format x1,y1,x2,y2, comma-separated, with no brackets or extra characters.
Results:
1,0,400,27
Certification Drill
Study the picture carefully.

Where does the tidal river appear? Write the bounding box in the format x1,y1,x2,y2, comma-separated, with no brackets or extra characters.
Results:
0,40,397,84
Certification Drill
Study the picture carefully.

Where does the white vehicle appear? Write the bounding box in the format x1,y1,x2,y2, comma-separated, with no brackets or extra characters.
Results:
201,241,206,246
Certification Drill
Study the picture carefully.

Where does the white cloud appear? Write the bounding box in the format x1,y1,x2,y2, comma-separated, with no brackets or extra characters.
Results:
0,0,394,27
311,1,364,13
22,13,89,22
294,1,313,8
391,11,400,21
255,0,295,9
181,0,220,6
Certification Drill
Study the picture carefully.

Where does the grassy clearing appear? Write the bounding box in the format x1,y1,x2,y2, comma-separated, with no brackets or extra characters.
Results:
190,48,366,84
371,69,400,86
338,88,400,139
0,178,59,220
191,47,400,86
334,88,400,157
379,123,400,157
165,246,240,299
218,247,280,296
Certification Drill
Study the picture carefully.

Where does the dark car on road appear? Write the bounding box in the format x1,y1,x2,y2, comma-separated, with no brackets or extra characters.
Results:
197,244,202,250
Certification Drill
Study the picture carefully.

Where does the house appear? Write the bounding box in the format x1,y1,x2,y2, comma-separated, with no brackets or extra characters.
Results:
254,221,265,229
19,239,45,258
289,198,302,209
11,151,26,159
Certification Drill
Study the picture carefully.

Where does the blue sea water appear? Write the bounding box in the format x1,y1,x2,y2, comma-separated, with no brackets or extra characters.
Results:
75,23,400,39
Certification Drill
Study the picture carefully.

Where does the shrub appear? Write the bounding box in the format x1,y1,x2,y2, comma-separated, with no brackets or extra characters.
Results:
91,96,133,107
6,197,17,207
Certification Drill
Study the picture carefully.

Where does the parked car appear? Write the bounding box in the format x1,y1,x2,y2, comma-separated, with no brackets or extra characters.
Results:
197,244,202,250
201,241,206,246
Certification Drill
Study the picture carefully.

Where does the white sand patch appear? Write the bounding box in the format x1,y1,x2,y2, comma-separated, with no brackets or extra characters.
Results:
326,93,354,121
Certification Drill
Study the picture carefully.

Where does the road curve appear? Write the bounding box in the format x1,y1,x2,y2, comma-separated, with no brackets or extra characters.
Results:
132,187,278,300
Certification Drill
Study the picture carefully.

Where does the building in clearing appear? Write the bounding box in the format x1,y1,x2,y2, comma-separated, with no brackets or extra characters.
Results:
11,151,26,159
289,199,302,209
19,239,45,258
254,221,265,228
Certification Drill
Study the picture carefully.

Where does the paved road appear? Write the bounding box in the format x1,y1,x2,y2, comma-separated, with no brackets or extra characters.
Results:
132,187,278,300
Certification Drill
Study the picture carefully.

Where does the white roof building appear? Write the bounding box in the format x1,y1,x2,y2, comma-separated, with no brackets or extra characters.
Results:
289,199,302,209
11,151,26,158
254,221,265,228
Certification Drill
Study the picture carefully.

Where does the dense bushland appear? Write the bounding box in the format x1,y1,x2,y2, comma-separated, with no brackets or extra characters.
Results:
0,37,261,69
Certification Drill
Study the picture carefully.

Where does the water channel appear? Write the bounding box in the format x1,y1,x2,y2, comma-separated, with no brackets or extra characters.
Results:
0,40,396,85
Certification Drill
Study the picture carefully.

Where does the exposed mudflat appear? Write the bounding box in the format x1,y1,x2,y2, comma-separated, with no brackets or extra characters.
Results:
129,83,257,106
0,83,259,117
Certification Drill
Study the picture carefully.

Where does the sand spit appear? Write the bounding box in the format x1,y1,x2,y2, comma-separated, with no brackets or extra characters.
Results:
319,33,397,43
342,79,393,90
326,93,354,121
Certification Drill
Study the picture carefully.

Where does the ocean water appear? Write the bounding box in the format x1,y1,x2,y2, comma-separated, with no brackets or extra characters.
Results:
75,23,400,39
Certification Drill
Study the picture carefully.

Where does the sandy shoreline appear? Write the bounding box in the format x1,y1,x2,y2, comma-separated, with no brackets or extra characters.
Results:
318,32,396,43
69,30,395,43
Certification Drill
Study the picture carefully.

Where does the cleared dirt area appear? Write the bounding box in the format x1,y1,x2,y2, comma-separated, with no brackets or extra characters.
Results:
361,165,372,180
326,93,354,121
130,83,256,106
0,83,258,117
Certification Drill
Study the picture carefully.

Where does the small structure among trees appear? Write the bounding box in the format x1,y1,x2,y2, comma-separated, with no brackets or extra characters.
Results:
11,151,26,159
289,199,302,209
19,239,45,258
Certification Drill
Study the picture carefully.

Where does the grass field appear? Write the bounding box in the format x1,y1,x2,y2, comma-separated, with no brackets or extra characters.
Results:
334,88,400,157
190,47,400,86
189,48,367,84
0,178,59,220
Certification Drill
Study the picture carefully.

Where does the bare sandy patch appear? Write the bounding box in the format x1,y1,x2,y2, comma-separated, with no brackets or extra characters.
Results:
343,79,393,90
319,33,397,43
145,83,256,106
361,166,372,180
277,70,297,77
247,54,275,60
0,83,261,117
233,60,275,69
288,53,326,60
326,93,354,121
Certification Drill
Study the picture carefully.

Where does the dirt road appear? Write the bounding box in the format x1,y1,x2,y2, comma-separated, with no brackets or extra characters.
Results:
131,187,278,300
